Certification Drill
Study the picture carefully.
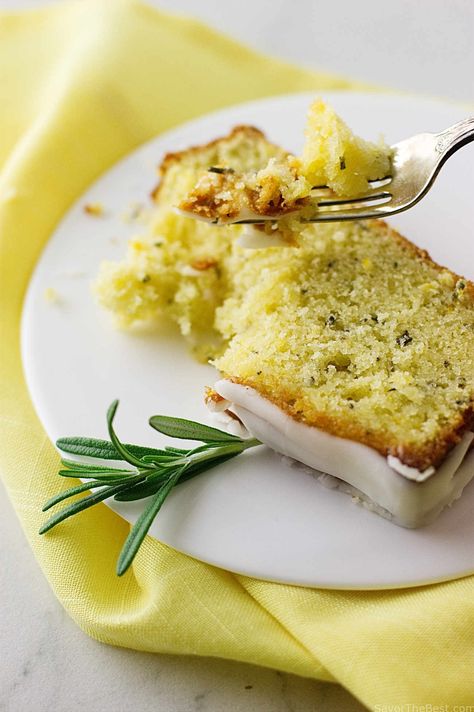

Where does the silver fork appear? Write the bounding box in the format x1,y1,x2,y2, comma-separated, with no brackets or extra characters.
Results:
224,116,474,224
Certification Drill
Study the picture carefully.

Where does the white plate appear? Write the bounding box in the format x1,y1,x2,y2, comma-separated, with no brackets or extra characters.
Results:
21,91,474,589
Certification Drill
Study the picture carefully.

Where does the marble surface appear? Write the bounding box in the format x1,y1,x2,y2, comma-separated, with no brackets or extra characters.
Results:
2,1,473,711
0,490,366,712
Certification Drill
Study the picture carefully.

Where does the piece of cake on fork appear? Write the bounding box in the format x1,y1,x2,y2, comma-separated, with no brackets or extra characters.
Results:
178,98,392,225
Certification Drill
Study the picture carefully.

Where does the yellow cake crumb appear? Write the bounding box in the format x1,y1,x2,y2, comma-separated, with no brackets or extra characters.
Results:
300,98,392,196
84,202,105,217
44,287,60,304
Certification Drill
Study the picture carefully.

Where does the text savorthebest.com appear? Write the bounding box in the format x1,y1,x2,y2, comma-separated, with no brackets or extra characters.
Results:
375,705,474,712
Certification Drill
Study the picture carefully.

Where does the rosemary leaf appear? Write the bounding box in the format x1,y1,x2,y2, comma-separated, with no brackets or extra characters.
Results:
139,453,186,464
39,475,145,534
60,459,136,474
113,477,167,502
107,400,148,468
116,467,186,576
42,480,123,511
149,415,242,443
57,437,167,462
58,469,134,481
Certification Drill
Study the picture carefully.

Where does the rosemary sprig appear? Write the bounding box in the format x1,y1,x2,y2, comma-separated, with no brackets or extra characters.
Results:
39,400,261,576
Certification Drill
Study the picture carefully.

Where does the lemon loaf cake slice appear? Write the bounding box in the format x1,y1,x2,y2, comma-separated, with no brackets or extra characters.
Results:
95,125,473,528
179,98,392,224
207,218,474,527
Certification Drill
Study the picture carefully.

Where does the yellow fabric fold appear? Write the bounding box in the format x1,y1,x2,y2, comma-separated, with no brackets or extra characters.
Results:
1,1,473,708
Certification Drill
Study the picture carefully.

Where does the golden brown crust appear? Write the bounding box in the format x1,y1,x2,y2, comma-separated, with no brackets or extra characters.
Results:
224,374,473,471
371,220,474,295
161,125,267,173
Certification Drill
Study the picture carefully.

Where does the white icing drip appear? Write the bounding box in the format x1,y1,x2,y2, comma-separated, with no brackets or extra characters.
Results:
212,379,474,528
205,396,230,413
236,225,288,249
387,456,435,482
211,409,248,438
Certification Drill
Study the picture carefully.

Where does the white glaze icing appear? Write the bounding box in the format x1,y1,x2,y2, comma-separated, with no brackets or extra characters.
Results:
386,456,435,482
212,379,474,528
236,225,288,249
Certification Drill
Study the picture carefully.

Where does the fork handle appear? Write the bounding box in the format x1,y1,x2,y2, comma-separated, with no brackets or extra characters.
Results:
435,116,474,159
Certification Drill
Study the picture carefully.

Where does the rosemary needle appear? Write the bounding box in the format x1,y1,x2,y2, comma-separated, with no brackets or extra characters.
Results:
40,400,261,576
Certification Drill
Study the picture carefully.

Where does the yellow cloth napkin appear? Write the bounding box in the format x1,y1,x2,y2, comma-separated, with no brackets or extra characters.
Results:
1,1,473,708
